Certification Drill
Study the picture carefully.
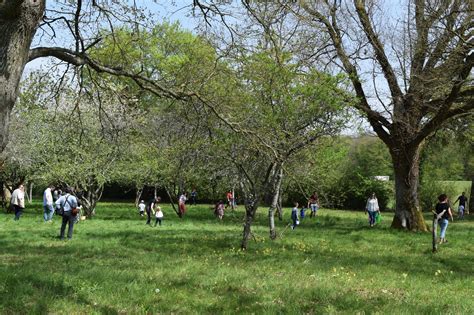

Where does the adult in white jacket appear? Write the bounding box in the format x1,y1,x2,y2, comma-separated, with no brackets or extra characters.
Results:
365,192,380,227
11,184,25,221
43,185,55,222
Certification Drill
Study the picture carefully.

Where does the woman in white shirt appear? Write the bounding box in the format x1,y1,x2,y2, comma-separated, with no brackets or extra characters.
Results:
365,192,380,227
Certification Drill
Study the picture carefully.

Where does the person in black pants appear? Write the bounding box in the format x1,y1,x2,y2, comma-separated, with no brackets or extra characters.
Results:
146,196,161,225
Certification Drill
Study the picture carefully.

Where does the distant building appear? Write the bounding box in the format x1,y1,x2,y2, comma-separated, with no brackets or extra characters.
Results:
373,176,390,181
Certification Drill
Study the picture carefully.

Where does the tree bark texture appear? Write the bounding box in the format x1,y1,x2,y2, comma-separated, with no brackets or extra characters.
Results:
390,144,427,231
80,185,104,218
241,199,258,250
469,176,473,214
268,165,283,240
0,0,45,152
432,215,438,253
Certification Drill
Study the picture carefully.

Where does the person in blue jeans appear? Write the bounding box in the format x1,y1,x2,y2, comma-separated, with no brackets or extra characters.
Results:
434,194,453,244
291,202,299,230
43,185,55,222
55,188,79,240
365,192,380,227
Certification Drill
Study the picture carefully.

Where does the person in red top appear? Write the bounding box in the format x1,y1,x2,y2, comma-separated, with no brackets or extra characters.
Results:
307,192,320,218
225,190,234,210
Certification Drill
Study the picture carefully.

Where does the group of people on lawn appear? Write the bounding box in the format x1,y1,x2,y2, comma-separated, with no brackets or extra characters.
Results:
136,189,236,225
10,184,81,240
290,192,321,230
8,181,469,244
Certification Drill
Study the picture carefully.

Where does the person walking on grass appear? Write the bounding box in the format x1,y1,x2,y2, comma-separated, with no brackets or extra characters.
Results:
291,202,299,230
365,192,380,227
56,187,79,240
11,184,25,221
300,206,306,220
138,200,146,217
214,200,225,220
190,188,197,206
178,193,187,217
307,192,319,218
453,192,468,219
225,190,235,211
43,185,55,222
154,202,163,227
146,197,160,225
434,194,453,244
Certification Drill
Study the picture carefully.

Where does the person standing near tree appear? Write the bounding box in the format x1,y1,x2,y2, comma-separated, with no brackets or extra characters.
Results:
225,190,234,211
56,187,79,240
190,188,197,206
214,200,225,220
138,200,146,217
291,202,299,230
307,192,319,218
178,193,187,217
365,192,380,227
53,188,63,215
434,194,453,244
453,192,469,219
43,185,55,222
146,197,160,225
11,184,25,221
154,199,163,227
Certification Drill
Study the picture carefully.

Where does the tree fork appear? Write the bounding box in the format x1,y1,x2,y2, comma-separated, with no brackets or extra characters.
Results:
241,201,258,250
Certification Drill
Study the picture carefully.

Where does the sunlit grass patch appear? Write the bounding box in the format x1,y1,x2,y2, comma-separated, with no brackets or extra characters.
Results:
0,202,473,313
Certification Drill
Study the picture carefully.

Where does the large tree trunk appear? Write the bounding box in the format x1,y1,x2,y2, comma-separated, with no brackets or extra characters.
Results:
390,145,428,231
0,1,45,152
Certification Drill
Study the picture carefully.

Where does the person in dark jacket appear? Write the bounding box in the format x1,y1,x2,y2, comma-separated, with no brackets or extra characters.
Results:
434,194,453,244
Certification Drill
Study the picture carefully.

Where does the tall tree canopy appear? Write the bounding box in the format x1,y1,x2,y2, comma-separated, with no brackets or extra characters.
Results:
284,0,474,231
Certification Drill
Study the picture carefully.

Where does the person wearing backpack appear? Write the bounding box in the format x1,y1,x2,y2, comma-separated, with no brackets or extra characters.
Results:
55,187,79,240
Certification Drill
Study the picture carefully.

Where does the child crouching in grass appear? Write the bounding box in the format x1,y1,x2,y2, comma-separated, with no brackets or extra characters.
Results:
291,202,299,230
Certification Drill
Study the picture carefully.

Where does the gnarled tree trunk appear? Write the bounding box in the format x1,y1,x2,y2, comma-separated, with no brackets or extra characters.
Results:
0,1,45,152
79,185,104,218
241,198,259,250
390,144,427,231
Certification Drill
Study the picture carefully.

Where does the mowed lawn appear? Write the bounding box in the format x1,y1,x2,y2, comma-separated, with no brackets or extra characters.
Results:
0,202,473,314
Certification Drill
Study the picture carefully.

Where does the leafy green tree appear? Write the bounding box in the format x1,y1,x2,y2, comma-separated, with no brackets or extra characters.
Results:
5,73,138,217
292,0,473,231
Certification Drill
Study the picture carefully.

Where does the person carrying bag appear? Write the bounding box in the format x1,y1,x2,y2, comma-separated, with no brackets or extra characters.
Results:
55,188,79,240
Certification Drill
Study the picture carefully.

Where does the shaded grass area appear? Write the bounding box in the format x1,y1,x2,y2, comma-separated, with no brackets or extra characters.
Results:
1,202,473,314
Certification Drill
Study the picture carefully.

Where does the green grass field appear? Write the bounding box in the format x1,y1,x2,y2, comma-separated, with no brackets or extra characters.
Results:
1,202,473,314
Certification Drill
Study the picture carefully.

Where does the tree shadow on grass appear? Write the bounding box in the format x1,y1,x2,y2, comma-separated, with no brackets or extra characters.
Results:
0,272,118,314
